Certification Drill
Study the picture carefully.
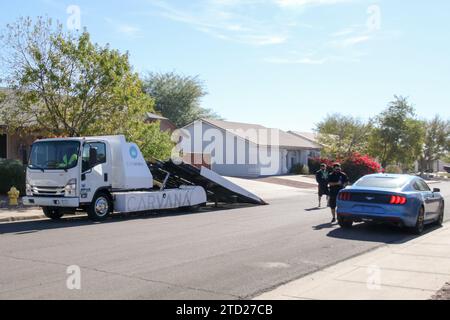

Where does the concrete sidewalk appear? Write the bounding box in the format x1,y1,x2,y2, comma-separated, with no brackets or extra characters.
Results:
256,223,450,300
0,207,47,223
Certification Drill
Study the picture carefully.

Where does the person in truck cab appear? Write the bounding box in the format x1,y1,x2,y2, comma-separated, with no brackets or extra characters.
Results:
58,145,79,169
60,153,78,168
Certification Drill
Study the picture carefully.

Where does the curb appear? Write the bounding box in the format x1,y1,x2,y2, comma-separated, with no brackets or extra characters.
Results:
0,209,89,223
0,213,46,223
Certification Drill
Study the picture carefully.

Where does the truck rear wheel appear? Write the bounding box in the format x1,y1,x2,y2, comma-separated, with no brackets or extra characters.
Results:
43,207,64,220
87,192,112,221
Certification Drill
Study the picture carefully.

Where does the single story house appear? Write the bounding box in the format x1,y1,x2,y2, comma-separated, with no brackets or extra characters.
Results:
0,112,177,163
415,159,450,173
0,87,178,163
180,119,322,177
0,88,41,162
0,125,38,163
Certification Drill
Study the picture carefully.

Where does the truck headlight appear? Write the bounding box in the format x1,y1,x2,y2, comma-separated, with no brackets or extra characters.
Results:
26,182,33,196
64,178,77,197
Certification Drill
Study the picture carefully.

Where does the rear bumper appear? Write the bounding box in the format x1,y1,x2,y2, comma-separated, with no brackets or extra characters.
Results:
336,199,420,227
337,212,405,226
23,197,80,208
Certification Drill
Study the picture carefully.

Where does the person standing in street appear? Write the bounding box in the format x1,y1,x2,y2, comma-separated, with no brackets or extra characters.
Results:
315,163,329,208
328,163,349,223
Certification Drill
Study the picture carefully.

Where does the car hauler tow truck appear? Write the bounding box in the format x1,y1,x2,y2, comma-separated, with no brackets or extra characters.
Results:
22,135,265,221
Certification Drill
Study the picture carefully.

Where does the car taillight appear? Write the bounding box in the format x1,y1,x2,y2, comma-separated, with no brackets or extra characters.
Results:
389,195,407,205
339,192,352,201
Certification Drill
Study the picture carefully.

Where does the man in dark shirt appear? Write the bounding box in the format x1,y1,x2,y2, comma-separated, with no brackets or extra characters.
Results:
328,163,349,223
315,163,329,207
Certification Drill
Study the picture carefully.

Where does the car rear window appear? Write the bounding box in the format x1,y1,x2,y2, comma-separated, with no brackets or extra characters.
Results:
355,177,408,189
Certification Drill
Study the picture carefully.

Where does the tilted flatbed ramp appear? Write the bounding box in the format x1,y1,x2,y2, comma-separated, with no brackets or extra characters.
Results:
148,160,267,205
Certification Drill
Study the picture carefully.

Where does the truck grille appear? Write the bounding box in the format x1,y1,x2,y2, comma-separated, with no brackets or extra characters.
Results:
32,186,65,197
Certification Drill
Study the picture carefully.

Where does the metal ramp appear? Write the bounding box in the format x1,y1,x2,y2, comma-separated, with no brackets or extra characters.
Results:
148,160,267,205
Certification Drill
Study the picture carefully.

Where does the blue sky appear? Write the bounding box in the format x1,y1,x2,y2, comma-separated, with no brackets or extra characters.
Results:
1,0,449,131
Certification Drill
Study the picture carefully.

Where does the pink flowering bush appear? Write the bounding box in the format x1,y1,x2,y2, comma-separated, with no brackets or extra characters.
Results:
309,153,381,182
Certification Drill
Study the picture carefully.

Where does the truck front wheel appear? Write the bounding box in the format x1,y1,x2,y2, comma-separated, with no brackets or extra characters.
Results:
43,207,64,220
87,192,112,221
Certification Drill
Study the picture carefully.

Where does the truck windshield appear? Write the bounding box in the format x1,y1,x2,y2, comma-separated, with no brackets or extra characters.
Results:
29,141,80,170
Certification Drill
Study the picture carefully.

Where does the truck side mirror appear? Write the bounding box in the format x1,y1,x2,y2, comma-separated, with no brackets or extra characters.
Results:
89,147,98,169
433,188,440,193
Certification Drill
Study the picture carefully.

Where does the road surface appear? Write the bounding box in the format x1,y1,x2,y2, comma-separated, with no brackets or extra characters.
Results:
0,181,449,299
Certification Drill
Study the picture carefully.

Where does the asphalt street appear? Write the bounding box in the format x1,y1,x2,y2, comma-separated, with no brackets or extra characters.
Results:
0,181,449,299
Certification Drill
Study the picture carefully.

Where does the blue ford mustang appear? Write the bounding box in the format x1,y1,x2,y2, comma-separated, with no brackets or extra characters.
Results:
336,174,445,234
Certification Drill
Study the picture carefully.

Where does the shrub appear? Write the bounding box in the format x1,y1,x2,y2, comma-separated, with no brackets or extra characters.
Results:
0,159,26,195
341,153,381,183
310,153,381,183
385,164,402,174
290,164,310,175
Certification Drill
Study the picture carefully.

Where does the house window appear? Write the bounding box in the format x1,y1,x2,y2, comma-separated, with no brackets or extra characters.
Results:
0,134,6,159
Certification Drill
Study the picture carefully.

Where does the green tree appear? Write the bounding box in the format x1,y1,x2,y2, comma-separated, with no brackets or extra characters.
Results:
0,17,173,160
315,114,372,159
368,96,425,170
143,72,221,128
419,115,450,171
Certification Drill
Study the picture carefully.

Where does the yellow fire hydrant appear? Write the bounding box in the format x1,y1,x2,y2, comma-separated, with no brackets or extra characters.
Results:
8,187,20,206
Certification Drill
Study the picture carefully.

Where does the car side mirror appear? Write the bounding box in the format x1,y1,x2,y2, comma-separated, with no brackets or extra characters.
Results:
433,188,440,193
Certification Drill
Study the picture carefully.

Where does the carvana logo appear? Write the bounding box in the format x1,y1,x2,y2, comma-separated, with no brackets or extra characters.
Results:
129,146,138,159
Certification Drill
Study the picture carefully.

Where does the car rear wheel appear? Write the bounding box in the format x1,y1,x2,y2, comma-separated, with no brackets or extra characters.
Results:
338,216,353,229
411,206,425,235
87,192,112,221
42,207,64,220
436,202,444,226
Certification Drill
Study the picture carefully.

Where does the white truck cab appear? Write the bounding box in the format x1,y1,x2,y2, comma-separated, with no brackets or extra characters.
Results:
23,135,207,221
